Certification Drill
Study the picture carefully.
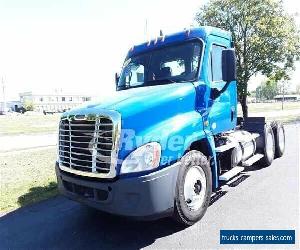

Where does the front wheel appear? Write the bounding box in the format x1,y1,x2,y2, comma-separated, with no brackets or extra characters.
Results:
173,150,212,226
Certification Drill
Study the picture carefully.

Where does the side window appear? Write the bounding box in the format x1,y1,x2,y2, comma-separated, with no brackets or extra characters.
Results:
191,44,201,72
207,55,212,82
210,44,225,81
130,64,144,86
124,62,145,87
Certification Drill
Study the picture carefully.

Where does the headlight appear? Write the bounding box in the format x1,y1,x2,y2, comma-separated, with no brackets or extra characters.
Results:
120,142,161,174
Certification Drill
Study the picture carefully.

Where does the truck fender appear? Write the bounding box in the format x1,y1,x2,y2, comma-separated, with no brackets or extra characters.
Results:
187,135,219,191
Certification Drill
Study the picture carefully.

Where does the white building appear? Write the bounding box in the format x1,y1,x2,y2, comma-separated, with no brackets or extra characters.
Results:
0,102,7,114
19,90,93,112
274,94,300,102
0,101,23,113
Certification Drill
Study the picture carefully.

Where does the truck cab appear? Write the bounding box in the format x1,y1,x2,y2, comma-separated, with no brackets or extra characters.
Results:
55,27,285,225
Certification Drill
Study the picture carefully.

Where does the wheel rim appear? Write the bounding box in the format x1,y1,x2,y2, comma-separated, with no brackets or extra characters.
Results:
266,132,274,159
278,127,285,152
183,166,207,211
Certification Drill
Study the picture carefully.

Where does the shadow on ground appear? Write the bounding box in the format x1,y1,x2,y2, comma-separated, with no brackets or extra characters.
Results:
243,163,269,172
17,182,57,207
209,162,268,205
0,163,267,249
0,198,186,250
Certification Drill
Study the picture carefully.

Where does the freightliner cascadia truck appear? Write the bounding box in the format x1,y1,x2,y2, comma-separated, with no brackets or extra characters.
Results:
55,26,285,225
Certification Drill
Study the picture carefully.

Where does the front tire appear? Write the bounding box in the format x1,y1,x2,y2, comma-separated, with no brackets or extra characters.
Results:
173,150,212,226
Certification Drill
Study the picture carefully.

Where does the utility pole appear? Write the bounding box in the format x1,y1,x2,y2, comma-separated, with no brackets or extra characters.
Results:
1,76,6,114
281,81,285,110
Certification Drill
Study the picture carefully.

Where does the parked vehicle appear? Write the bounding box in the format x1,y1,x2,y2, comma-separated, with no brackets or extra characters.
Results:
55,27,285,225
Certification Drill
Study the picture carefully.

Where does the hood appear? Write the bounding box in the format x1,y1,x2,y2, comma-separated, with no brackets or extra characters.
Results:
63,82,202,170
64,83,196,119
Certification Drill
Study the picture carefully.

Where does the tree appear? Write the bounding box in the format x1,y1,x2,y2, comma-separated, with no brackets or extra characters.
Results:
256,79,278,100
277,80,290,96
195,0,300,117
23,99,34,111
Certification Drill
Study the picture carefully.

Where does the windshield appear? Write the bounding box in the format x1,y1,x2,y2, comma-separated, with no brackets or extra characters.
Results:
117,40,202,90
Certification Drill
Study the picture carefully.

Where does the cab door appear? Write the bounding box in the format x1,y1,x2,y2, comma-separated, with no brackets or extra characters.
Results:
206,35,237,134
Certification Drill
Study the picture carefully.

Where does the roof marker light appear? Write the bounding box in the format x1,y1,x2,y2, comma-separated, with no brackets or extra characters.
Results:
147,39,151,46
154,37,158,45
185,27,191,37
158,30,165,42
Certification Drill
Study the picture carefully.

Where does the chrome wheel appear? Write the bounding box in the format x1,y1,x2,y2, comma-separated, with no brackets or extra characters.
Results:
183,166,207,211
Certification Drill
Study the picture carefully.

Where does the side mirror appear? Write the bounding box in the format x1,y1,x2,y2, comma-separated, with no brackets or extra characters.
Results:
115,72,120,85
222,49,237,82
211,49,237,100
115,72,120,90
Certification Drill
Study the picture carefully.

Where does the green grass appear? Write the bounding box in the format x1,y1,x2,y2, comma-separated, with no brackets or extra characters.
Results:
247,102,300,113
0,102,299,136
0,114,60,135
0,102,298,214
266,116,300,124
237,102,300,123
0,147,58,213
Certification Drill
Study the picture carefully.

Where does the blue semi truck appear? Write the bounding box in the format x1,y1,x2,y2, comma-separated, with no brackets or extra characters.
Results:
55,27,285,225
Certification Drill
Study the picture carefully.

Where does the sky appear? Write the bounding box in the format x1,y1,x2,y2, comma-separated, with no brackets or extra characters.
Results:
0,0,299,100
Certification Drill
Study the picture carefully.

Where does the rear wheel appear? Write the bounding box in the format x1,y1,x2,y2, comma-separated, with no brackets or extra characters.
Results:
271,121,285,158
258,124,275,167
173,151,212,226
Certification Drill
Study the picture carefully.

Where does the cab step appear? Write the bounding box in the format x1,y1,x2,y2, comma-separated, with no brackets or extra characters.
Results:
215,142,237,153
242,154,264,167
219,166,244,181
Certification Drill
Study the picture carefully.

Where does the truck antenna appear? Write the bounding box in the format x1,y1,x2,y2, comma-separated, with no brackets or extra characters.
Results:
145,19,148,40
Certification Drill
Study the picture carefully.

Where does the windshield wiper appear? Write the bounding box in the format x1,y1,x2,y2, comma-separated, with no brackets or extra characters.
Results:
118,78,189,91
146,78,189,85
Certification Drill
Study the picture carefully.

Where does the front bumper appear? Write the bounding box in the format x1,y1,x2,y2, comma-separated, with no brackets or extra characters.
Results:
55,162,180,218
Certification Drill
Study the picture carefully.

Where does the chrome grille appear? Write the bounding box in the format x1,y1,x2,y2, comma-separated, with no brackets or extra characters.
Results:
58,112,121,178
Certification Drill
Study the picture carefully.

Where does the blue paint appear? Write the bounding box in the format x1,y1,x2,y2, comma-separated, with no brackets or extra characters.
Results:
63,26,237,187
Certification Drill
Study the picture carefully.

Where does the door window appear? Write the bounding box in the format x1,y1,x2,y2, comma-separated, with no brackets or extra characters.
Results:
209,44,226,82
